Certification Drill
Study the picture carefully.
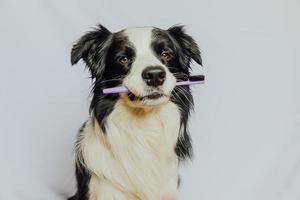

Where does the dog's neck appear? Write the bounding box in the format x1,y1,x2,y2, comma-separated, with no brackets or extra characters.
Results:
81,98,181,199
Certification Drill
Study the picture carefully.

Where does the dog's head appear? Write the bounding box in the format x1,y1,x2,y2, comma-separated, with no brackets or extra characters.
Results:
71,25,201,108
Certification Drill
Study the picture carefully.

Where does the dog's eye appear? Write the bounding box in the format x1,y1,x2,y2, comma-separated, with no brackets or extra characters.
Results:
160,51,171,61
118,56,130,65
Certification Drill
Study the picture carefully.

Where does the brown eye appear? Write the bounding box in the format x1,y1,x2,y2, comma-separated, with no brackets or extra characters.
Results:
118,56,129,65
160,51,171,61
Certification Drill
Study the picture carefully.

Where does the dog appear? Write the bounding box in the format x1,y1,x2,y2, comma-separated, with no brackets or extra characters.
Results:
68,24,202,200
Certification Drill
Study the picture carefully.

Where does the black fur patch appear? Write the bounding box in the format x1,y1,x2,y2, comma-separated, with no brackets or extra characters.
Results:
151,26,202,159
90,31,136,132
68,122,90,200
71,26,136,133
173,86,194,159
68,162,91,200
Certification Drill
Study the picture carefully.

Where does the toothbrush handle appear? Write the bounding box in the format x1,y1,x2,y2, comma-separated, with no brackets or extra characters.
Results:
103,86,129,94
102,80,205,94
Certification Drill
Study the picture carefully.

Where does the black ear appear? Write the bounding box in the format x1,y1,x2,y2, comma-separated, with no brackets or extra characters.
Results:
71,24,111,78
168,25,202,66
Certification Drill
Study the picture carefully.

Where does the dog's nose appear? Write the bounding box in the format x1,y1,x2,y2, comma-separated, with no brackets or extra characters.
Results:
142,66,166,87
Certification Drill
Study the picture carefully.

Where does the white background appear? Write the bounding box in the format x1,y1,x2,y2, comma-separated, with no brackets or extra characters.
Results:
0,0,299,199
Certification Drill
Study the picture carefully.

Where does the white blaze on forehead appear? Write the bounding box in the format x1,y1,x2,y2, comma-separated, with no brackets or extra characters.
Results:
123,26,154,55
123,26,162,75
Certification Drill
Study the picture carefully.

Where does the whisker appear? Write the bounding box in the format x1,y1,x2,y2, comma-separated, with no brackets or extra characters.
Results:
171,90,190,110
173,87,194,107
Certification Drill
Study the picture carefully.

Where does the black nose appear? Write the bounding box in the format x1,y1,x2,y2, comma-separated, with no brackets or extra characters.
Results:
142,66,166,87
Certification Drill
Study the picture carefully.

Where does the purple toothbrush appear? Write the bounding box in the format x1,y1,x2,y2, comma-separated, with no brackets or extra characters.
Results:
102,75,205,94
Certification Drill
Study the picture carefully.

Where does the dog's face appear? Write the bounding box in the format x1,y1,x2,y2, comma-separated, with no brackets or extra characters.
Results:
71,25,201,108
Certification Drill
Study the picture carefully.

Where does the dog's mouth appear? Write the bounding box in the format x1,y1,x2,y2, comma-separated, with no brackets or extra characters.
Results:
127,91,165,101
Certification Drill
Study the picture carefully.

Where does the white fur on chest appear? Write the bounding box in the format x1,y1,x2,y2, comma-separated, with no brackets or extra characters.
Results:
78,99,181,200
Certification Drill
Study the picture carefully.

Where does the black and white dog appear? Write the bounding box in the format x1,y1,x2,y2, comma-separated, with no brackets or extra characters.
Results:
69,24,202,200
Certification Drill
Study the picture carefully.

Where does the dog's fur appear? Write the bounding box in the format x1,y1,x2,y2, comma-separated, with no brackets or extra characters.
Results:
68,24,202,200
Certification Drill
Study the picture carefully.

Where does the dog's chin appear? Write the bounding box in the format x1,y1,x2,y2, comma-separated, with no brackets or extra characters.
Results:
122,91,170,108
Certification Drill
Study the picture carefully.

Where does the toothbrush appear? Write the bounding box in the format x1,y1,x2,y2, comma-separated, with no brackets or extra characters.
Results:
102,75,205,94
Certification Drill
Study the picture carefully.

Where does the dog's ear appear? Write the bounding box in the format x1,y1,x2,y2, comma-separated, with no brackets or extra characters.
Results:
168,25,202,66
71,24,112,78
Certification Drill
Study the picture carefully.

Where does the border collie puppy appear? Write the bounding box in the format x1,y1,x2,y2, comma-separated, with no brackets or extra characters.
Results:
68,24,202,200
